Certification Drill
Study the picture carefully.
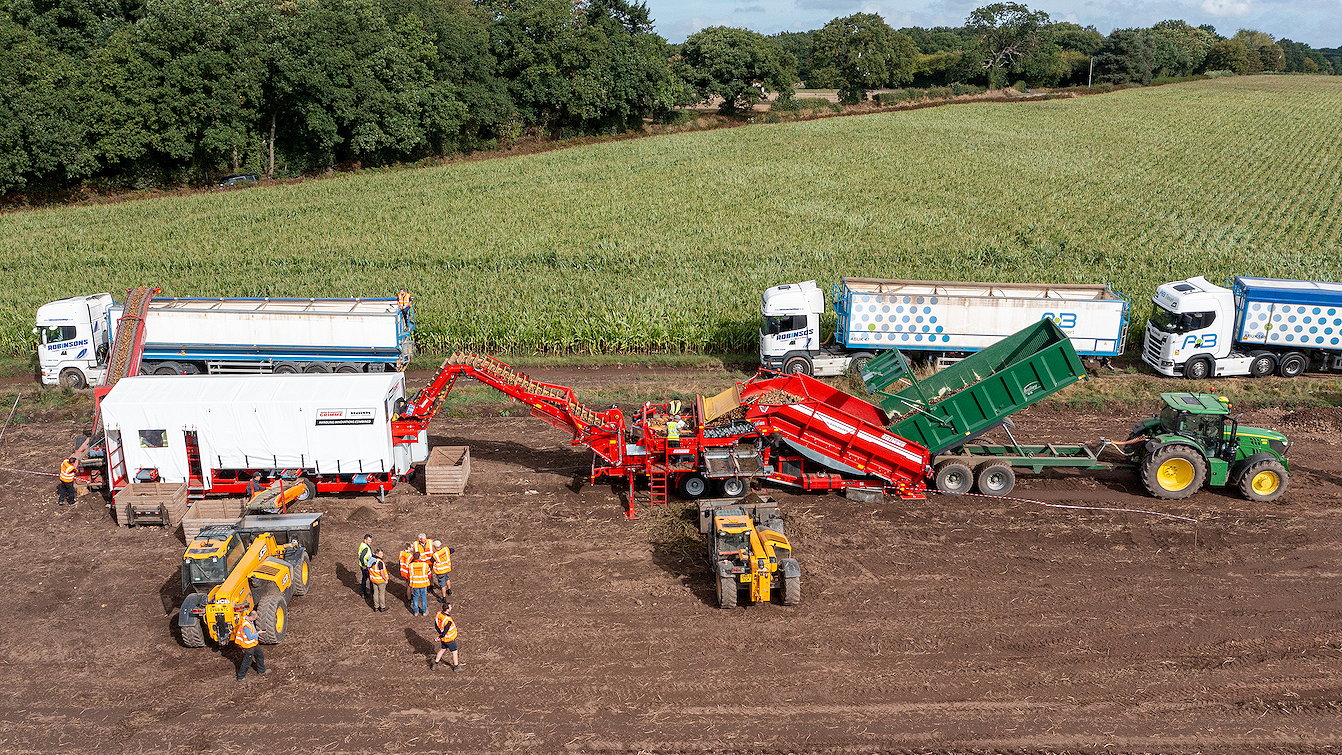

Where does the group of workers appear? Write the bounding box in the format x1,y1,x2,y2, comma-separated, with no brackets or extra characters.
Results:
356,532,461,672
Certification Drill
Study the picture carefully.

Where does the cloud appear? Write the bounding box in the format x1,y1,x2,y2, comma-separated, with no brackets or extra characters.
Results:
1201,0,1252,16
733,4,765,11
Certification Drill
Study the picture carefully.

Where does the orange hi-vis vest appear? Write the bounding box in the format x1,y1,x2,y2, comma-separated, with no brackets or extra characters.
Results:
233,618,258,648
408,559,431,589
398,550,413,580
368,560,389,584
432,546,452,575
435,612,458,642
59,459,77,483
414,539,433,557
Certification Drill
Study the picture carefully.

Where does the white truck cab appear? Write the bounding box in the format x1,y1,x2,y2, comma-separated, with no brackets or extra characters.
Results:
34,294,114,388
1143,277,1247,378
760,281,851,376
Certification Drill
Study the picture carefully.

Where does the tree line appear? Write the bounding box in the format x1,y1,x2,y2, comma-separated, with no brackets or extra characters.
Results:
2,0,1337,195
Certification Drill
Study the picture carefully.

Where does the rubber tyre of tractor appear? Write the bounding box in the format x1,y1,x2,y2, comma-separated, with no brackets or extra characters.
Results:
720,477,747,497
1248,354,1276,378
178,616,206,648
1277,353,1308,378
255,591,289,644
782,355,812,376
290,551,311,596
974,463,1016,496
716,574,738,609
933,461,973,495
1238,458,1288,503
782,575,801,606
58,368,86,390
293,477,316,502
679,474,708,499
1184,357,1212,381
1140,445,1207,500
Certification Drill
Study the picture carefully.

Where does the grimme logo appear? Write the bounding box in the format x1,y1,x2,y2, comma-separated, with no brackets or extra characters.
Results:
315,407,376,426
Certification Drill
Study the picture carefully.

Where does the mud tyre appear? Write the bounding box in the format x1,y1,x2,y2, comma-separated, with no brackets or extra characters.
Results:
1140,445,1207,500
290,551,311,596
178,616,206,648
974,463,1016,496
782,575,801,606
255,591,289,644
1238,458,1288,503
716,574,738,609
933,461,973,495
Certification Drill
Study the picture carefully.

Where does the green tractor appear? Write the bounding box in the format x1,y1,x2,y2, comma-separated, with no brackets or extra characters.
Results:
1128,393,1290,502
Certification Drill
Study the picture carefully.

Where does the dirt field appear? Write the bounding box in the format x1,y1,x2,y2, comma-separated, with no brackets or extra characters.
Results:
2,369,1342,753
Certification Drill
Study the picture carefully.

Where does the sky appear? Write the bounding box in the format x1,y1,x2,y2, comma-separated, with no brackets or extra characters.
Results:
649,0,1342,48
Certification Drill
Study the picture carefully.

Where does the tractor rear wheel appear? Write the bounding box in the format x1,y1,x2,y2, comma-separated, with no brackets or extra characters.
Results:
291,551,311,596
716,574,738,609
782,575,801,606
255,591,289,644
933,461,973,495
1238,458,1288,503
1140,445,1207,499
178,616,205,648
974,463,1016,496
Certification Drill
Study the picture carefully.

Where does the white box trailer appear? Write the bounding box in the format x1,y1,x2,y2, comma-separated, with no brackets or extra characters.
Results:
98,373,428,499
760,278,1130,376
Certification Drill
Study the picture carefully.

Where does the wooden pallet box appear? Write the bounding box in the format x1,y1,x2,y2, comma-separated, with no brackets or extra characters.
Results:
180,499,246,541
425,446,471,495
113,482,189,527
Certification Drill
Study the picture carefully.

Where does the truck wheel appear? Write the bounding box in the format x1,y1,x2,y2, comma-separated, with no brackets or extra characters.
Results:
1248,354,1276,378
303,363,331,373
293,477,316,502
1140,445,1207,499
848,353,875,374
1238,459,1288,503
255,591,289,644
933,461,973,495
58,368,86,389
720,477,746,497
153,364,179,376
290,551,311,596
1184,357,1212,380
782,575,801,606
716,574,738,609
178,616,206,648
273,363,299,374
1277,353,1307,378
678,474,708,498
782,355,812,376
974,463,1016,496
335,364,360,373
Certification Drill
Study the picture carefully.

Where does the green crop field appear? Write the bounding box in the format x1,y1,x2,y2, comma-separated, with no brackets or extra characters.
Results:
2,75,1340,358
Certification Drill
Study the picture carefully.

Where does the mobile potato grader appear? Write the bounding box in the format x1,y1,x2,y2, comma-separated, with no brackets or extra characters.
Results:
861,320,1291,501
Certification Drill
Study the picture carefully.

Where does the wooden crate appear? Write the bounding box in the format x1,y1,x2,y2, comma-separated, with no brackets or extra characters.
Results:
180,499,246,541
425,446,471,495
114,482,189,527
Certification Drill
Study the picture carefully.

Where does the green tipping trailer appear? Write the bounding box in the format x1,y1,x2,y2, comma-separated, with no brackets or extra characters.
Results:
861,319,1095,495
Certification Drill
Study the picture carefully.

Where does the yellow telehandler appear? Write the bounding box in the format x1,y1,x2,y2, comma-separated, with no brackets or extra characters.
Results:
699,496,800,609
175,522,314,648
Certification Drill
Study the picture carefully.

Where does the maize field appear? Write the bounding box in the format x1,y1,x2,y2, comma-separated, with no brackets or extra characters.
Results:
1,75,1340,357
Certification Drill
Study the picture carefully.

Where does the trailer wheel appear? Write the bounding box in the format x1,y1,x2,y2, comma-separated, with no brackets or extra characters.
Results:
678,474,708,498
255,591,289,644
153,363,180,376
933,461,973,495
178,615,206,648
293,477,316,502
1140,445,1207,499
1184,357,1212,380
1248,354,1276,378
720,477,747,497
1277,353,1307,378
782,575,801,606
288,551,311,596
974,463,1016,496
273,363,299,374
716,574,738,609
303,363,331,374
58,368,86,390
782,355,812,376
335,364,360,373
1238,458,1288,503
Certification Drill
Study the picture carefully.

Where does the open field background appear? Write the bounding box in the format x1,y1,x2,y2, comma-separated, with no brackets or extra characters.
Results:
2,75,1340,357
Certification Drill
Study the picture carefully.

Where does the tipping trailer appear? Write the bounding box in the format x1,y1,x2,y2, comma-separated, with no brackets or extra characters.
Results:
760,278,1129,376
35,291,417,388
390,353,932,518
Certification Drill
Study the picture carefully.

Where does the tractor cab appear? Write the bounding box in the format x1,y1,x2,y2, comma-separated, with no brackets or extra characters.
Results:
181,526,245,593
1157,392,1233,450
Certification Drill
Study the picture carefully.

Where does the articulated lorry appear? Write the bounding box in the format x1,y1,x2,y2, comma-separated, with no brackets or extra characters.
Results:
1143,276,1342,379
35,292,416,388
760,279,1129,376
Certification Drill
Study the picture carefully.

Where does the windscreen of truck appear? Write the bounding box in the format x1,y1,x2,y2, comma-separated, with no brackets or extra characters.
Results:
39,325,76,344
1149,304,1216,334
764,315,806,334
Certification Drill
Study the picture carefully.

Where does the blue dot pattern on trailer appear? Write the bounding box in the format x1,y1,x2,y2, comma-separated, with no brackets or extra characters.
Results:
1243,302,1339,347
851,294,953,344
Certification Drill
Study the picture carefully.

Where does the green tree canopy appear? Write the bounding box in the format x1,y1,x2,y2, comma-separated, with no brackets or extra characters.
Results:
964,2,1051,88
676,26,796,114
812,13,917,103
